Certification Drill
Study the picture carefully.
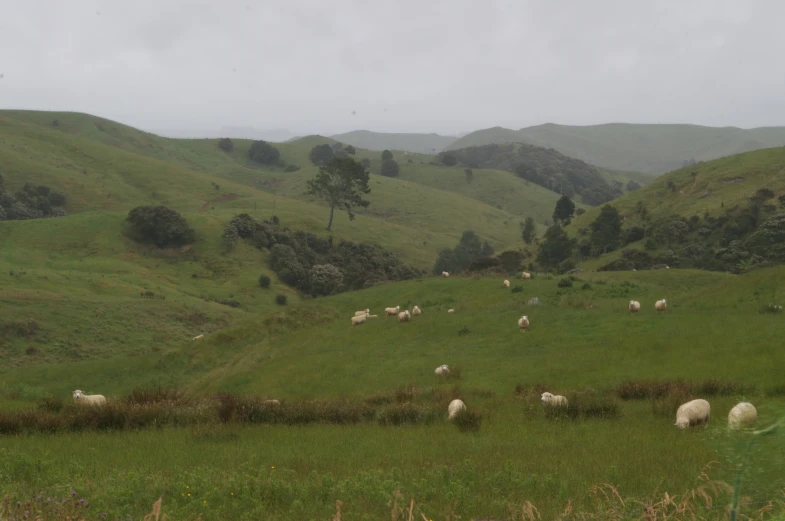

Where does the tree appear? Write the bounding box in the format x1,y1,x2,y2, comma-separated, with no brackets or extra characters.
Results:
381,149,393,161
125,205,195,248
440,152,457,166
248,140,280,165
380,159,400,178
626,180,641,192
433,230,492,275
306,157,371,231
521,217,536,245
309,144,335,166
537,225,574,267
360,158,371,168
308,264,344,296
217,138,234,152
552,195,576,226
589,204,622,255
464,168,473,184
345,145,356,155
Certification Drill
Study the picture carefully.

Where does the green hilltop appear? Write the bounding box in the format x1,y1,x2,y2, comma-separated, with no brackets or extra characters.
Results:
328,129,457,154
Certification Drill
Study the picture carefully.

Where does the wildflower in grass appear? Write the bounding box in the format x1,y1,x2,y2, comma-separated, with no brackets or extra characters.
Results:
71,490,77,497
187,493,191,497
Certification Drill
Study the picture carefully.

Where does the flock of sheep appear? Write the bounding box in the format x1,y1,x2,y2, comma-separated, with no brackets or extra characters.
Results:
71,271,761,431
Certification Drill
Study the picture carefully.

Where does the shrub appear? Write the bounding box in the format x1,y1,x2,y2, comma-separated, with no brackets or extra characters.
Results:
451,408,482,433
380,158,400,178
284,164,301,172
566,392,621,420
511,284,523,293
308,263,344,296
309,144,335,165
557,277,573,288
378,403,438,426
217,137,233,152
259,274,271,288
126,205,195,248
275,294,288,305
581,282,592,290
248,140,281,165
37,396,64,413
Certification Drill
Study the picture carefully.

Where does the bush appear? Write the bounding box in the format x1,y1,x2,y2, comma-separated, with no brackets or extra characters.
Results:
451,408,482,433
275,294,288,305
511,284,523,293
125,205,195,248
307,263,344,296
259,274,271,288
284,164,301,172
380,158,400,178
378,403,438,426
248,140,281,165
37,396,64,413
217,137,233,152
557,277,573,288
309,144,335,165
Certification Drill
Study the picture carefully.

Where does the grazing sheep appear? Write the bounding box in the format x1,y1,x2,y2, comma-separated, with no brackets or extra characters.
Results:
448,399,466,419
385,305,401,316
354,309,370,317
72,390,107,407
674,398,711,429
263,399,281,406
728,402,757,429
503,279,510,288
518,315,530,332
655,298,667,311
435,364,449,376
442,271,450,278
522,272,532,280
629,300,641,313
193,334,204,341
397,310,411,322
540,392,568,407
412,305,421,316
447,308,455,313
351,313,370,326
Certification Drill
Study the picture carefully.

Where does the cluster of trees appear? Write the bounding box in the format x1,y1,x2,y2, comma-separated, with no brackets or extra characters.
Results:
433,231,494,275
380,149,400,178
308,143,357,166
223,214,421,296
0,175,67,221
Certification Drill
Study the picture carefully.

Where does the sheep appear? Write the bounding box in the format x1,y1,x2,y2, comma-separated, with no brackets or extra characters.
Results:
351,313,370,326
72,390,107,407
522,272,532,280
193,334,204,341
674,398,711,429
541,392,568,407
263,399,281,406
354,309,370,317
629,300,641,313
447,308,455,313
412,305,421,316
448,398,466,419
518,315,530,332
397,310,411,322
728,402,757,429
503,279,510,288
434,364,449,376
655,298,667,312
385,305,401,316
442,271,450,278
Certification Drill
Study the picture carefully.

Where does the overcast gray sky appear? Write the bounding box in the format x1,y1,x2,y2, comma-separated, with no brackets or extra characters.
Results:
2,0,784,136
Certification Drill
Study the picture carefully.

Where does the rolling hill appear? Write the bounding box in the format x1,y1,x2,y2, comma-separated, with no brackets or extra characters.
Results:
328,130,457,154
446,123,785,174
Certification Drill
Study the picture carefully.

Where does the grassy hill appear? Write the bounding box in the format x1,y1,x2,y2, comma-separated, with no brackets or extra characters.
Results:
328,130,457,154
447,123,785,174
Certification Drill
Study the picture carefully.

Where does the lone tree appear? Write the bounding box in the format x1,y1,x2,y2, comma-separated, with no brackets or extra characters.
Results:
306,157,371,231
126,205,195,248
381,149,393,161
309,144,335,166
217,138,234,152
380,158,400,178
552,195,576,226
589,204,622,254
248,140,280,165
464,168,473,183
440,152,458,166
537,224,574,267
521,216,536,245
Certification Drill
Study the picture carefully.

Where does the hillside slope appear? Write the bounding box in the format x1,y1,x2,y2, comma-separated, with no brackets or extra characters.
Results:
447,123,785,174
328,130,456,154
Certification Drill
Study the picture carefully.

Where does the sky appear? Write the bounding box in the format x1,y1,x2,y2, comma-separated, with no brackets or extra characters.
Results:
2,0,785,137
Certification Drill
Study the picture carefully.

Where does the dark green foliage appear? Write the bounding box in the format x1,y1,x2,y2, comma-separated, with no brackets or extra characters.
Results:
307,264,344,296
452,408,482,433
650,216,690,246
248,140,280,165
464,168,473,183
309,144,335,166
440,152,458,166
598,249,653,271
746,213,785,260
125,205,195,248
360,158,370,168
537,225,574,267
521,216,536,245
623,226,646,245
433,231,494,275
589,204,622,255
284,164,301,172
553,195,576,226
751,188,775,206
511,284,523,293
467,256,502,273
497,250,523,274
259,274,271,289
275,294,288,306
217,137,233,152
380,158,400,178
344,145,356,155
557,277,573,288
306,157,371,231
381,149,393,161
626,180,642,191
0,181,67,221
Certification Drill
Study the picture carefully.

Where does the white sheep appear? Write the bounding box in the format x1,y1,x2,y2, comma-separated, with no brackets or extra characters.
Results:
448,398,466,419
522,272,532,280
412,305,422,316
674,398,711,429
434,364,449,376
351,313,370,326
397,310,411,322
503,279,510,288
263,399,281,406
518,315,530,332
655,298,667,311
728,402,757,429
447,308,455,313
72,390,107,407
354,309,370,317
629,300,641,313
541,392,568,407
193,334,204,341
385,305,401,316
442,271,450,278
